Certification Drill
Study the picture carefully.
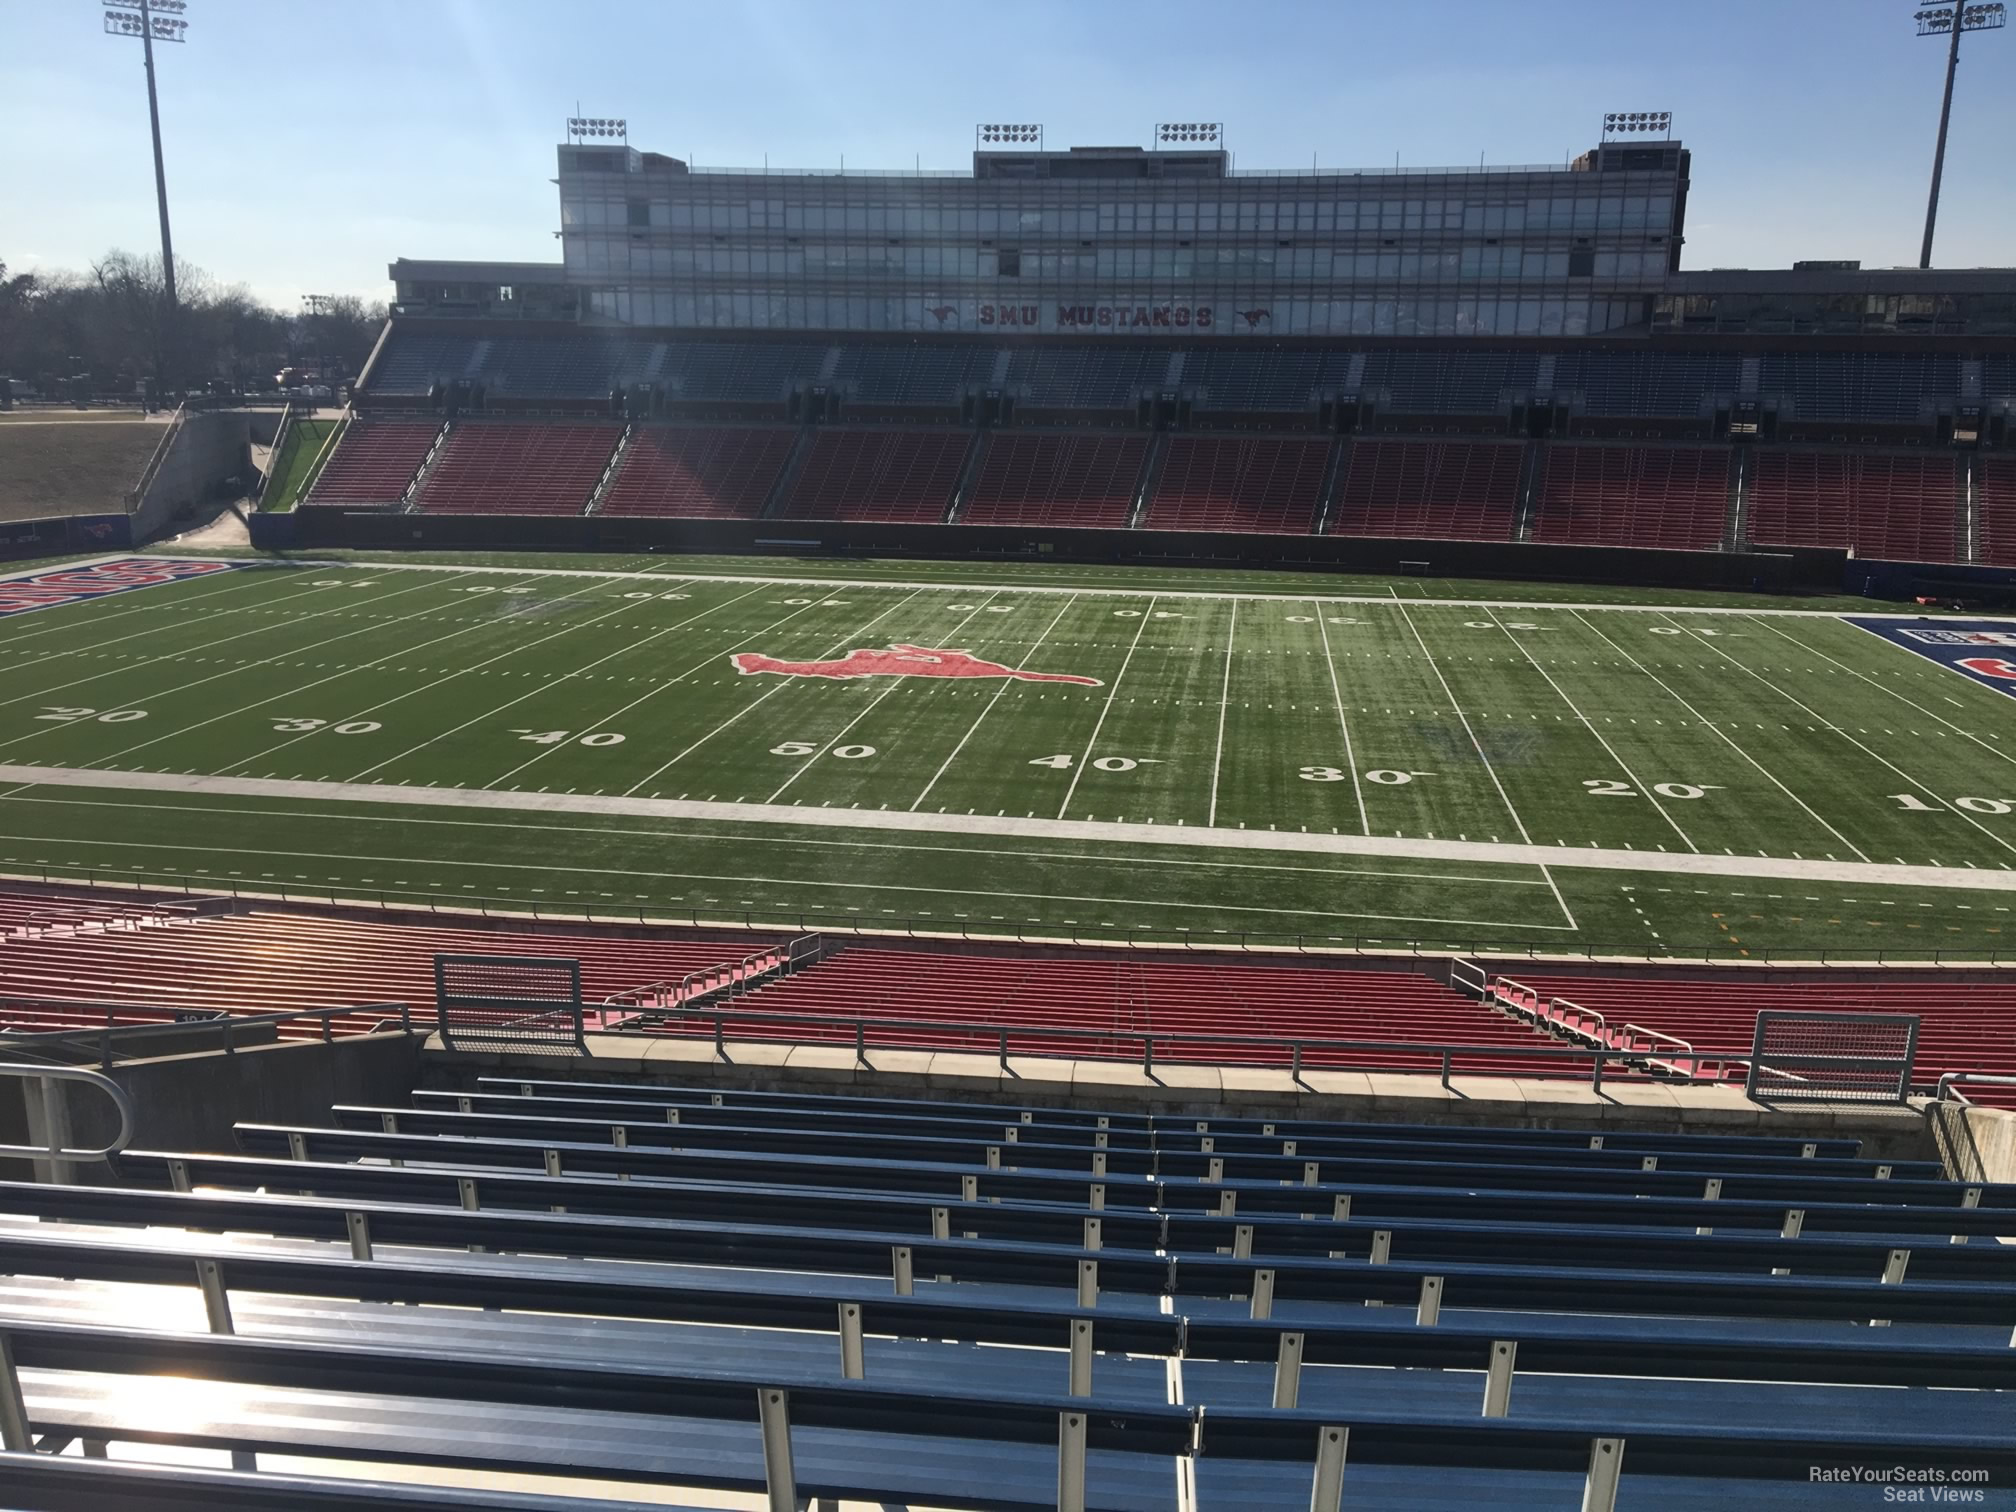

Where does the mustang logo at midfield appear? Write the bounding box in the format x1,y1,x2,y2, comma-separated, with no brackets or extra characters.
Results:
730,644,1102,686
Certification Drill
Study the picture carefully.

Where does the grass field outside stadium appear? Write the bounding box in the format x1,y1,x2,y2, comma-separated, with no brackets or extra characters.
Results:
2,550,2015,962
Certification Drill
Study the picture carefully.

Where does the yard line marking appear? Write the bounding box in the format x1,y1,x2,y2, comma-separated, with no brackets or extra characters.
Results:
1487,607,1697,854
216,575,664,775
1313,598,1370,835
1057,595,1157,820
147,553,2016,621
766,593,1002,803
1780,617,2016,772
1392,599,1577,930
463,584,810,790
1665,614,2016,861
1206,600,1238,828
1569,610,1871,863
1,762,2008,895
0,570,445,712
910,594,1079,812
620,589,929,796
0,573,481,761
0,560,312,657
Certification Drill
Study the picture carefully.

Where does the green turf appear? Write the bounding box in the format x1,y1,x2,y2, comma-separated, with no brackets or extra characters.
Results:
259,418,340,513
0,553,2012,961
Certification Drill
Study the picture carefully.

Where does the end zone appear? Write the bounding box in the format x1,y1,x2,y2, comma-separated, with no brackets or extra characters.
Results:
0,557,254,619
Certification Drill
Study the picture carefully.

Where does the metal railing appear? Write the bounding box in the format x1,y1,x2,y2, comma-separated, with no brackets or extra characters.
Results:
1933,1072,2016,1106
0,1063,134,1164
0,999,416,1070
617,1001,1652,1091
600,934,826,1019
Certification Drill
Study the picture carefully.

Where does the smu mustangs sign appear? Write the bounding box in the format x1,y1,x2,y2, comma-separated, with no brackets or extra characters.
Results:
1848,617,2016,699
0,558,249,619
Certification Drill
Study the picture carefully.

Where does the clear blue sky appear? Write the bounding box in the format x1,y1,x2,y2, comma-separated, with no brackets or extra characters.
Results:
3,0,2011,308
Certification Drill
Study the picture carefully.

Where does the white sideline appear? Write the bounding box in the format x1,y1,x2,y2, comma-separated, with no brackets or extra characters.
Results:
89,552,2016,620
3,762,2014,895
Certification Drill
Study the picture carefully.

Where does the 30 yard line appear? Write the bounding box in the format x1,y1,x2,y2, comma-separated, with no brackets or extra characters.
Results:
1485,607,1697,853
1056,594,1157,820
1206,599,1238,828
1313,598,1369,835
1568,609,1871,863
910,593,1079,812
1392,599,1578,930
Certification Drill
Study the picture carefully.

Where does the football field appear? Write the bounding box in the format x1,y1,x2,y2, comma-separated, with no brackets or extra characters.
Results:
1,552,2015,960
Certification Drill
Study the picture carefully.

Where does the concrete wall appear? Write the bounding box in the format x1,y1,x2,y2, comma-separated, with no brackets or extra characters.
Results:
130,410,252,541
1930,1100,2016,1189
7,1029,425,1184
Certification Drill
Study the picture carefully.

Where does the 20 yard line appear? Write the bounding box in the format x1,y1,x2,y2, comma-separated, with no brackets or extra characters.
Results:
1206,599,1238,828
1486,607,1698,853
1393,600,1579,930
910,594,1079,812
1056,594,1157,821
1314,599,1369,835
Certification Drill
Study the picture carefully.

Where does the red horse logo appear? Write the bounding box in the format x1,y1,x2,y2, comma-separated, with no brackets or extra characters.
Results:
926,305,957,325
1238,308,1272,328
731,644,1101,685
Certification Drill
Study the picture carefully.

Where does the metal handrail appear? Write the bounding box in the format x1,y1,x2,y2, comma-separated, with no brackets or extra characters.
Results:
0,998,416,1069
0,1063,134,1162
627,1001,1648,1091
1935,1072,2016,1106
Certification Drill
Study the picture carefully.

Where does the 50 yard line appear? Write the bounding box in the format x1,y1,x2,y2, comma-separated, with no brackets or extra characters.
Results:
1206,600,1238,828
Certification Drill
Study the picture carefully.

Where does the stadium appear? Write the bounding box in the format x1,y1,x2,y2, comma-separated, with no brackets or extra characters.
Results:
3,10,2016,1506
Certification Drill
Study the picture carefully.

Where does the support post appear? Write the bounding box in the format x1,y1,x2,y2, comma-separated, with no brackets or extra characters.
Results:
1872,1247,1911,1327
196,1258,234,1336
838,1302,864,1380
1303,1161,1320,1187
1309,1425,1349,1512
1369,1230,1391,1265
1582,1437,1625,1512
1697,1176,1721,1236
1233,1223,1253,1260
1250,1267,1276,1321
1482,1340,1516,1417
1272,1330,1304,1409
1058,1410,1088,1512
1068,1317,1093,1397
1780,1209,1804,1239
931,1206,950,1241
345,1211,373,1262
287,1131,307,1163
758,1388,796,1512
1331,1193,1351,1222
1416,1275,1443,1327
1083,1216,1102,1253
892,1245,914,1296
167,1158,191,1193
1089,1183,1106,1213
0,1333,30,1453
1077,1258,1099,1308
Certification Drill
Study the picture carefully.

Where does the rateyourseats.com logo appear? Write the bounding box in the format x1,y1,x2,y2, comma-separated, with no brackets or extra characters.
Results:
1810,1465,1997,1503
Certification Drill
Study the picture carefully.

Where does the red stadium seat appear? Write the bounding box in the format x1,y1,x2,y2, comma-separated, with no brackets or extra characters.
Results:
1326,438,1523,541
1139,436,1330,535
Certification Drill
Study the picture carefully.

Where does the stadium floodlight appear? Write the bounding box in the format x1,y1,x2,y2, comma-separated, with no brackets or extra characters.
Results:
975,123,1042,148
1911,2,2005,268
1155,122,1222,146
1601,111,1672,138
102,0,187,399
566,116,627,141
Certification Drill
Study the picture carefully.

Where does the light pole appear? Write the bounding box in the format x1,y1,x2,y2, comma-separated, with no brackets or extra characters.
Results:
102,0,189,396
1912,2,2005,269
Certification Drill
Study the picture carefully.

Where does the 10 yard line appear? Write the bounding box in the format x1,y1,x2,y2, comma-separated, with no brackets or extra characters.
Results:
1393,599,1579,930
1206,600,1238,828
1057,594,1157,820
910,593,1080,812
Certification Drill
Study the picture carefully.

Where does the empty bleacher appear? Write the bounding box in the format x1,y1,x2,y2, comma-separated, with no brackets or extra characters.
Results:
0,1073,2008,1509
960,432,1147,528
662,341,827,404
1183,348,1338,411
835,343,993,408
1326,438,1523,541
595,424,795,519
1530,445,1731,551
1365,350,1539,415
1499,970,2016,1108
1006,346,1162,410
300,420,439,507
1977,455,2016,567
1747,451,1959,561
1140,435,1331,534
774,427,970,523
414,421,620,515
1761,351,1962,426
363,331,477,396
1553,351,1740,418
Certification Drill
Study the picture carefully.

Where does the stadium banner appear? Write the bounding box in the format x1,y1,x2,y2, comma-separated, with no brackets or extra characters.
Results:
1847,617,2016,700
0,556,252,619
0,514,131,561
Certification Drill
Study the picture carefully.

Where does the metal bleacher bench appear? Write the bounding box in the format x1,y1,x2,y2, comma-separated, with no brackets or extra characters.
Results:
0,1078,2010,1510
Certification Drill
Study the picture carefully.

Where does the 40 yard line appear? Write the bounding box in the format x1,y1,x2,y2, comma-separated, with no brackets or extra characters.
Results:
910,593,1080,812
1207,599,1238,828
1056,594,1157,821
